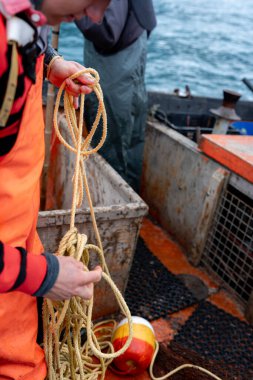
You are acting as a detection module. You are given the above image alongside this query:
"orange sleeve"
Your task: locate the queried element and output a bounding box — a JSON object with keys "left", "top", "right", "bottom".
{"left": 0, "top": 242, "right": 47, "bottom": 295}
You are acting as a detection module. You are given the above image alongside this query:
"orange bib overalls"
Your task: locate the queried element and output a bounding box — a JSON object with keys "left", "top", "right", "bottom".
{"left": 0, "top": 46, "right": 47, "bottom": 379}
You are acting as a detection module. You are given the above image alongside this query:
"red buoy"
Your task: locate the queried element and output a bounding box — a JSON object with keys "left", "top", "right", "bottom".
{"left": 111, "top": 316, "right": 156, "bottom": 375}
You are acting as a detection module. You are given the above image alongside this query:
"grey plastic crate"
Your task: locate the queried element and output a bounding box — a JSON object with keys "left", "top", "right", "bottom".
{"left": 38, "top": 120, "right": 148, "bottom": 319}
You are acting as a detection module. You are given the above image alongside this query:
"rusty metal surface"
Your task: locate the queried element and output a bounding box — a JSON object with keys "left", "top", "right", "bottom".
{"left": 38, "top": 212, "right": 145, "bottom": 319}
{"left": 141, "top": 121, "right": 228, "bottom": 260}
{"left": 191, "top": 168, "right": 229, "bottom": 264}
{"left": 230, "top": 173, "right": 253, "bottom": 199}
{"left": 37, "top": 117, "right": 148, "bottom": 319}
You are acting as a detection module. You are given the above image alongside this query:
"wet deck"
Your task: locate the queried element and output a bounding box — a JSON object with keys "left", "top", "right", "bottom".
{"left": 105, "top": 216, "right": 246, "bottom": 380}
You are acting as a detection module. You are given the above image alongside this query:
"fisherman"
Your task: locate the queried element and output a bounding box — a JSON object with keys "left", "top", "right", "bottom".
{"left": 76, "top": 0, "right": 156, "bottom": 192}
{"left": 0, "top": 0, "right": 110, "bottom": 378}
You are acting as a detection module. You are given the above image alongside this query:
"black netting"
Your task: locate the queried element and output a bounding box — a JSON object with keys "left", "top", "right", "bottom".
{"left": 125, "top": 238, "right": 198, "bottom": 321}
{"left": 172, "top": 301, "right": 253, "bottom": 379}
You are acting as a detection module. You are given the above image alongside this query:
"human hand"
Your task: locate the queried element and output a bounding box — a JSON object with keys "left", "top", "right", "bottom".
{"left": 47, "top": 58, "right": 95, "bottom": 108}
{"left": 44, "top": 256, "right": 102, "bottom": 300}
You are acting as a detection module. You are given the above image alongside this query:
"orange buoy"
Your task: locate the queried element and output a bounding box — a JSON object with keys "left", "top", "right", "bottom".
{"left": 111, "top": 316, "right": 156, "bottom": 375}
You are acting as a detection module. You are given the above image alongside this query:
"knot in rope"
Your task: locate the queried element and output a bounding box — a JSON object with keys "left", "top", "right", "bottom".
{"left": 57, "top": 227, "right": 89, "bottom": 265}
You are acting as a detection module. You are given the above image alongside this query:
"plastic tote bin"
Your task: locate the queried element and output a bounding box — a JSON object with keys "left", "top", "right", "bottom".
{"left": 37, "top": 119, "right": 148, "bottom": 319}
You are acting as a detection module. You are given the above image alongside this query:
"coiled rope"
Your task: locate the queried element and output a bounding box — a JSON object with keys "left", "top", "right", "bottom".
{"left": 43, "top": 68, "right": 133, "bottom": 380}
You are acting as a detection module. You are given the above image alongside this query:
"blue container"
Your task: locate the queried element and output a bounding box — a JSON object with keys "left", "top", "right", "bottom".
{"left": 231, "top": 121, "right": 253, "bottom": 135}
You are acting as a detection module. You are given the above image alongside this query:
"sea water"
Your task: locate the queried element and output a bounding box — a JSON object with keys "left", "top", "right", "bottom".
{"left": 58, "top": 0, "right": 253, "bottom": 100}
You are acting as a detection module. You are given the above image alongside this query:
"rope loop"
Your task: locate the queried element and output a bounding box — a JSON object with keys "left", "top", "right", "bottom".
{"left": 54, "top": 68, "right": 107, "bottom": 159}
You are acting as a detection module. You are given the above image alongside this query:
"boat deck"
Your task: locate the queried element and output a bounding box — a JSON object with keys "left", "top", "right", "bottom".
{"left": 105, "top": 217, "right": 247, "bottom": 380}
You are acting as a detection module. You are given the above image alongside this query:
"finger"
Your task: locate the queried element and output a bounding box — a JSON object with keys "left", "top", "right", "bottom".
{"left": 76, "top": 74, "right": 95, "bottom": 86}
{"left": 80, "top": 85, "right": 93, "bottom": 94}
{"left": 73, "top": 97, "right": 79, "bottom": 109}
{"left": 65, "top": 79, "right": 93, "bottom": 96}
{"left": 92, "top": 266, "right": 103, "bottom": 282}
{"left": 80, "top": 268, "right": 102, "bottom": 286}
{"left": 76, "top": 283, "right": 94, "bottom": 300}
{"left": 65, "top": 78, "right": 80, "bottom": 97}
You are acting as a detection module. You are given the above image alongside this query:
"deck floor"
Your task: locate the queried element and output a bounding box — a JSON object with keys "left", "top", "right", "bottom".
{"left": 105, "top": 217, "right": 246, "bottom": 380}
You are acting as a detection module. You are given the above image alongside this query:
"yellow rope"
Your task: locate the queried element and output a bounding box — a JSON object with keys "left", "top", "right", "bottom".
{"left": 43, "top": 68, "right": 133, "bottom": 380}
{"left": 149, "top": 341, "right": 223, "bottom": 380}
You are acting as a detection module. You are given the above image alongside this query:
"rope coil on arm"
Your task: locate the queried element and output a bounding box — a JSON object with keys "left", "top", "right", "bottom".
{"left": 43, "top": 68, "right": 133, "bottom": 380}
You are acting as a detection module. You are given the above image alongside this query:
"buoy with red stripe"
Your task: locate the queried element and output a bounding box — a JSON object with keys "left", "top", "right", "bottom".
{"left": 111, "top": 316, "right": 156, "bottom": 375}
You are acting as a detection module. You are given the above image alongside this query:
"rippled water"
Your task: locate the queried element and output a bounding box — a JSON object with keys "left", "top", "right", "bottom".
{"left": 58, "top": 0, "right": 253, "bottom": 99}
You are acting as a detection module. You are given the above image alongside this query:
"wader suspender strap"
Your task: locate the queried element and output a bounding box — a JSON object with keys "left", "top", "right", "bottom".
{"left": 0, "top": 41, "right": 18, "bottom": 128}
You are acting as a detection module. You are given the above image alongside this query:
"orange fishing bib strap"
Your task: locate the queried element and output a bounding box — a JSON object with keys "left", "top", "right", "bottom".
{"left": 0, "top": 42, "right": 18, "bottom": 128}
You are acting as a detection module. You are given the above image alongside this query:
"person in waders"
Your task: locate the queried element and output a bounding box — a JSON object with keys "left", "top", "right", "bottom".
{"left": 0, "top": 0, "right": 110, "bottom": 379}
{"left": 76, "top": 0, "right": 156, "bottom": 192}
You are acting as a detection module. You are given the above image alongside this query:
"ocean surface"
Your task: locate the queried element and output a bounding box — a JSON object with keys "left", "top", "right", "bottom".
{"left": 58, "top": 0, "right": 253, "bottom": 100}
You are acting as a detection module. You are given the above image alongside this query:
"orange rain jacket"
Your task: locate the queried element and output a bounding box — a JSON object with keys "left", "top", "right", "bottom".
{"left": 0, "top": 16, "right": 47, "bottom": 380}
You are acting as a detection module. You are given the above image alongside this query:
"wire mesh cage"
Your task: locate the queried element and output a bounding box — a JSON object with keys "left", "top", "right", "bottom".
{"left": 201, "top": 180, "right": 253, "bottom": 306}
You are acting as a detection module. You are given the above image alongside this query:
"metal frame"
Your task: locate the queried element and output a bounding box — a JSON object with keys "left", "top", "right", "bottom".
{"left": 201, "top": 175, "right": 253, "bottom": 318}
